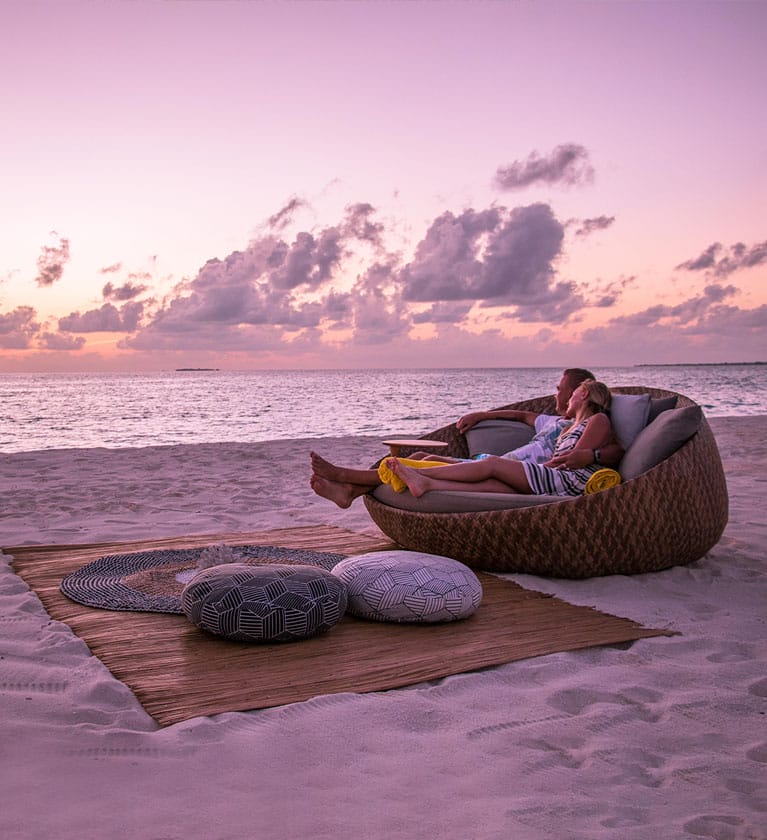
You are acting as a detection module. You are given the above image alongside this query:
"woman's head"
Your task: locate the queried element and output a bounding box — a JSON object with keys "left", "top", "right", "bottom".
{"left": 567, "top": 379, "right": 612, "bottom": 417}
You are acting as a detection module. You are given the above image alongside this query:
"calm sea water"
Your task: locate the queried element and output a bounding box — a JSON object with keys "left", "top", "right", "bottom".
{"left": 1, "top": 365, "right": 765, "bottom": 453}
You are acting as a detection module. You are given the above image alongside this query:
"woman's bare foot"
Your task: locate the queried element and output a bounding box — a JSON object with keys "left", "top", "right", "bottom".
{"left": 310, "top": 474, "right": 365, "bottom": 509}
{"left": 387, "top": 458, "right": 434, "bottom": 498}
{"left": 310, "top": 451, "right": 345, "bottom": 482}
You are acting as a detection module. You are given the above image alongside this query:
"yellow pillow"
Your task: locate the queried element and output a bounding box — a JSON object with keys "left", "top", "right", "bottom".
{"left": 584, "top": 468, "right": 621, "bottom": 495}
{"left": 377, "top": 458, "right": 445, "bottom": 493}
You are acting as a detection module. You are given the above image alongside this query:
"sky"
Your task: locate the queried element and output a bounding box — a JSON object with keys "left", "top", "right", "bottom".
{"left": 1, "top": 0, "right": 765, "bottom": 372}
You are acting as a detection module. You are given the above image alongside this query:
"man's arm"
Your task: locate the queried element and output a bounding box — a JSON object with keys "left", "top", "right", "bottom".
{"left": 456, "top": 409, "right": 539, "bottom": 435}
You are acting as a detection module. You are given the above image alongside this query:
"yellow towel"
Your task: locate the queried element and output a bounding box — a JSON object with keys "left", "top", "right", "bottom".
{"left": 378, "top": 458, "right": 445, "bottom": 493}
{"left": 584, "top": 468, "right": 622, "bottom": 495}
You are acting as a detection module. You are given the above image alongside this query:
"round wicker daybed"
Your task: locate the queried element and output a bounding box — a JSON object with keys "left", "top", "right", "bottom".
{"left": 363, "top": 387, "right": 729, "bottom": 578}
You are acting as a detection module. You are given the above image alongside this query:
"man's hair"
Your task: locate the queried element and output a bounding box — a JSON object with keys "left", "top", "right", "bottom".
{"left": 563, "top": 367, "right": 596, "bottom": 385}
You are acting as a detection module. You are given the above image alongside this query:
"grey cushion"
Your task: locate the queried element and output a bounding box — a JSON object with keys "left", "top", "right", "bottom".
{"left": 619, "top": 405, "right": 703, "bottom": 481}
{"left": 610, "top": 393, "right": 651, "bottom": 449}
{"left": 181, "top": 563, "right": 348, "bottom": 642}
{"left": 371, "top": 484, "right": 567, "bottom": 512}
{"left": 331, "top": 550, "right": 483, "bottom": 623}
{"left": 465, "top": 420, "right": 534, "bottom": 457}
{"left": 648, "top": 395, "right": 677, "bottom": 422}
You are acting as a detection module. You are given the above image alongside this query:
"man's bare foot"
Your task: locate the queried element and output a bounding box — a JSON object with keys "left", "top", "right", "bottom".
{"left": 310, "top": 474, "right": 363, "bottom": 509}
{"left": 310, "top": 451, "right": 345, "bottom": 482}
{"left": 387, "top": 458, "right": 433, "bottom": 498}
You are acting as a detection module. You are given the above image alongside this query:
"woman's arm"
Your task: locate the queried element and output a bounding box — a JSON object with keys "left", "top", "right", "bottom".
{"left": 545, "top": 414, "right": 616, "bottom": 469}
{"left": 573, "top": 413, "right": 613, "bottom": 451}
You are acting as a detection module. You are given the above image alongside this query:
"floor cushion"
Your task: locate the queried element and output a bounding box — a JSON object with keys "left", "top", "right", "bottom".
{"left": 331, "top": 550, "right": 483, "bottom": 623}
{"left": 181, "top": 563, "right": 348, "bottom": 642}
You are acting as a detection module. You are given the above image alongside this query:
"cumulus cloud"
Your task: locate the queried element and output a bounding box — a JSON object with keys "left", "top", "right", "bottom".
{"left": 38, "top": 331, "right": 86, "bottom": 350}
{"left": 269, "top": 228, "right": 344, "bottom": 290}
{"left": 676, "top": 239, "right": 767, "bottom": 277}
{"left": 397, "top": 208, "right": 501, "bottom": 301}
{"left": 103, "top": 281, "right": 149, "bottom": 301}
{"left": 99, "top": 262, "right": 122, "bottom": 274}
{"left": 268, "top": 197, "right": 307, "bottom": 230}
{"left": 58, "top": 301, "right": 144, "bottom": 333}
{"left": 606, "top": 284, "right": 739, "bottom": 328}
{"left": 580, "top": 295, "right": 767, "bottom": 364}
{"left": 0, "top": 306, "right": 40, "bottom": 348}
{"left": 126, "top": 204, "right": 392, "bottom": 351}
{"left": 348, "top": 262, "right": 410, "bottom": 344}
{"left": 411, "top": 302, "right": 474, "bottom": 325}
{"left": 494, "top": 144, "right": 594, "bottom": 191}
{"left": 35, "top": 232, "right": 71, "bottom": 286}
{"left": 398, "top": 203, "right": 573, "bottom": 321}
{"left": 342, "top": 202, "right": 385, "bottom": 248}
{"left": 572, "top": 215, "right": 615, "bottom": 237}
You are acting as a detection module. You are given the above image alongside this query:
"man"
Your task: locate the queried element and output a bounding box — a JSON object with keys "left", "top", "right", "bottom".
{"left": 310, "top": 368, "right": 622, "bottom": 508}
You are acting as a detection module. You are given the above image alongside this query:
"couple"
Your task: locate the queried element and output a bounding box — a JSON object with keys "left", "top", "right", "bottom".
{"left": 310, "top": 368, "right": 623, "bottom": 508}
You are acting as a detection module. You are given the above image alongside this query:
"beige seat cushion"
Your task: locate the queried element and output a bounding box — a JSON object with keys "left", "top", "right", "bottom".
{"left": 371, "top": 484, "right": 567, "bottom": 513}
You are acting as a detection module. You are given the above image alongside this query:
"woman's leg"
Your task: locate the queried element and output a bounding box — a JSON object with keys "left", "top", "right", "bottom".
{"left": 388, "top": 456, "right": 532, "bottom": 498}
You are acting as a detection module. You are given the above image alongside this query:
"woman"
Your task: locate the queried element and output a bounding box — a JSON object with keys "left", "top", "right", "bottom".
{"left": 387, "top": 380, "right": 616, "bottom": 499}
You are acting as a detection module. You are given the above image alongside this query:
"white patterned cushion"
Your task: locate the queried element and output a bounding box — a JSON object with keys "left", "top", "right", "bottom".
{"left": 331, "top": 551, "right": 482, "bottom": 623}
{"left": 181, "top": 564, "right": 348, "bottom": 642}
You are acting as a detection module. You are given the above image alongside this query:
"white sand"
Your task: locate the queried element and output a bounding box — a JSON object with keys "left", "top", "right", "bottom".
{"left": 1, "top": 419, "right": 765, "bottom": 839}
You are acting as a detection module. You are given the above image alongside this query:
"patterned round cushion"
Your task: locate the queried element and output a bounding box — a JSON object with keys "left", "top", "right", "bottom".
{"left": 331, "top": 551, "right": 482, "bottom": 624}
{"left": 181, "top": 563, "right": 348, "bottom": 642}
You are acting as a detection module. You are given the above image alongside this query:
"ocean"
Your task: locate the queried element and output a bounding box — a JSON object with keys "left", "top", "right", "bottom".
{"left": 1, "top": 365, "right": 765, "bottom": 453}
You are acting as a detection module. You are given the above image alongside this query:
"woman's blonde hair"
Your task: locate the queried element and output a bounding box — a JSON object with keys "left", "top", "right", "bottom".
{"left": 580, "top": 379, "right": 612, "bottom": 414}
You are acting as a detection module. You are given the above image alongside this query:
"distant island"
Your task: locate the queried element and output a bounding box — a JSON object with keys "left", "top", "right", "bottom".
{"left": 175, "top": 368, "right": 220, "bottom": 371}
{"left": 636, "top": 362, "right": 765, "bottom": 367}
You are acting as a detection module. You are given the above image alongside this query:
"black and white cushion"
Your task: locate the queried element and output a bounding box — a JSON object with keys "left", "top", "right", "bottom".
{"left": 181, "top": 563, "right": 348, "bottom": 642}
{"left": 331, "top": 551, "right": 482, "bottom": 623}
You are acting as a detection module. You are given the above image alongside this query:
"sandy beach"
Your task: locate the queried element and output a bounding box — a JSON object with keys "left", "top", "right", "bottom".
{"left": 1, "top": 417, "right": 765, "bottom": 839}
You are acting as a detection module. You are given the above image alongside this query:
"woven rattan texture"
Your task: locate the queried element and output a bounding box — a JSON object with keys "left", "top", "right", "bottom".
{"left": 363, "top": 388, "right": 729, "bottom": 577}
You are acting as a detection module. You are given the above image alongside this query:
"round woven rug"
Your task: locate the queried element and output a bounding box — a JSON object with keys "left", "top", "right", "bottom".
{"left": 60, "top": 545, "right": 347, "bottom": 613}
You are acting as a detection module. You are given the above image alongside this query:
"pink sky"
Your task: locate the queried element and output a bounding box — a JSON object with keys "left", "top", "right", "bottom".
{"left": 1, "top": 0, "right": 765, "bottom": 371}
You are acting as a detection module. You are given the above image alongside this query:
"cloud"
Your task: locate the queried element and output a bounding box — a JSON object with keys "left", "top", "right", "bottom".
{"left": 399, "top": 203, "right": 571, "bottom": 321}
{"left": 572, "top": 215, "right": 615, "bottom": 237}
{"left": 126, "top": 204, "right": 391, "bottom": 351}
{"left": 494, "top": 144, "right": 594, "bottom": 191}
{"left": 58, "top": 301, "right": 144, "bottom": 333}
{"left": 342, "top": 202, "right": 385, "bottom": 248}
{"left": 268, "top": 197, "right": 308, "bottom": 231}
{"left": 0, "top": 306, "right": 40, "bottom": 348}
{"left": 348, "top": 261, "right": 411, "bottom": 344}
{"left": 269, "top": 228, "right": 344, "bottom": 290}
{"left": 676, "top": 239, "right": 767, "bottom": 277}
{"left": 604, "top": 284, "right": 739, "bottom": 328}
{"left": 35, "top": 232, "right": 71, "bottom": 287}
{"left": 397, "top": 208, "right": 500, "bottom": 301}
{"left": 38, "top": 331, "right": 86, "bottom": 351}
{"left": 99, "top": 262, "right": 122, "bottom": 274}
{"left": 103, "top": 281, "right": 149, "bottom": 301}
{"left": 411, "top": 301, "right": 474, "bottom": 325}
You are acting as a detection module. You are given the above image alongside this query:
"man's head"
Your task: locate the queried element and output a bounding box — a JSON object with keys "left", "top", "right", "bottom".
{"left": 555, "top": 367, "right": 596, "bottom": 414}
